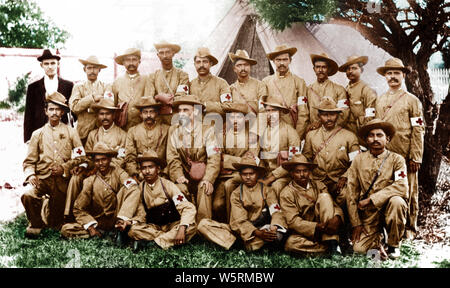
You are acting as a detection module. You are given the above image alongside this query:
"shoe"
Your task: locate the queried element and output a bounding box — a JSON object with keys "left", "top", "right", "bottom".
{"left": 132, "top": 240, "right": 146, "bottom": 253}
{"left": 328, "top": 240, "right": 342, "bottom": 255}
{"left": 25, "top": 226, "right": 42, "bottom": 239}
{"left": 387, "top": 246, "right": 401, "bottom": 259}
{"left": 404, "top": 230, "right": 416, "bottom": 240}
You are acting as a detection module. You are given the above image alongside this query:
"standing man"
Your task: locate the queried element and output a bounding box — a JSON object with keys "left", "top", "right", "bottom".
{"left": 69, "top": 55, "right": 109, "bottom": 144}
{"left": 338, "top": 55, "right": 377, "bottom": 144}
{"left": 375, "top": 58, "right": 424, "bottom": 239}
{"left": 22, "top": 92, "right": 85, "bottom": 237}
{"left": 346, "top": 119, "right": 408, "bottom": 259}
{"left": 262, "top": 45, "right": 309, "bottom": 139}
{"left": 24, "top": 49, "right": 74, "bottom": 143}
{"left": 112, "top": 48, "right": 146, "bottom": 130}
{"left": 144, "top": 41, "right": 189, "bottom": 125}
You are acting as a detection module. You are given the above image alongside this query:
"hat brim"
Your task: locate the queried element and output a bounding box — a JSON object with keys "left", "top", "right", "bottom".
{"left": 155, "top": 44, "right": 181, "bottom": 54}
{"left": 86, "top": 150, "right": 118, "bottom": 157}
{"left": 261, "top": 102, "right": 290, "bottom": 113}
{"left": 135, "top": 103, "right": 163, "bottom": 109}
{"left": 376, "top": 66, "right": 410, "bottom": 76}
{"left": 314, "top": 107, "right": 343, "bottom": 113}
{"left": 79, "top": 59, "right": 107, "bottom": 69}
{"left": 136, "top": 156, "right": 167, "bottom": 168}
{"left": 232, "top": 163, "right": 266, "bottom": 173}
{"left": 358, "top": 121, "right": 396, "bottom": 139}
{"left": 267, "top": 48, "right": 297, "bottom": 60}
{"left": 47, "top": 99, "right": 69, "bottom": 109}
{"left": 310, "top": 54, "right": 339, "bottom": 76}
{"left": 281, "top": 161, "right": 317, "bottom": 171}
{"left": 338, "top": 56, "right": 368, "bottom": 72}
{"left": 229, "top": 53, "right": 257, "bottom": 66}
{"left": 37, "top": 55, "right": 61, "bottom": 62}
{"left": 173, "top": 100, "right": 205, "bottom": 108}
{"left": 115, "top": 51, "right": 141, "bottom": 66}
{"left": 91, "top": 104, "right": 120, "bottom": 111}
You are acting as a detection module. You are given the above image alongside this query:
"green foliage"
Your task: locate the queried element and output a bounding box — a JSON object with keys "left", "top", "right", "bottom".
{"left": 0, "top": 0, "right": 70, "bottom": 48}
{"left": 0, "top": 101, "right": 11, "bottom": 109}
{"left": 434, "top": 259, "right": 450, "bottom": 268}
{"left": 173, "top": 58, "right": 187, "bottom": 69}
{"left": 1, "top": 73, "right": 29, "bottom": 112}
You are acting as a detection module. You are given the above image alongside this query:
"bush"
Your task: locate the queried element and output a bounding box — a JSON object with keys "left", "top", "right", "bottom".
{"left": 0, "top": 72, "right": 30, "bottom": 112}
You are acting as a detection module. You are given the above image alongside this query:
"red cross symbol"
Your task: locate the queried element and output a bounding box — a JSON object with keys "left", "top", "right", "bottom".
{"left": 274, "top": 204, "right": 280, "bottom": 210}
{"left": 225, "top": 94, "right": 231, "bottom": 101}
{"left": 213, "top": 147, "right": 220, "bottom": 153}
{"left": 126, "top": 180, "right": 132, "bottom": 185}
{"left": 183, "top": 86, "right": 188, "bottom": 92}
{"left": 290, "top": 147, "right": 298, "bottom": 154}
{"left": 416, "top": 118, "right": 423, "bottom": 126}
{"left": 177, "top": 195, "right": 184, "bottom": 202}
{"left": 344, "top": 99, "right": 349, "bottom": 106}
{"left": 398, "top": 171, "right": 406, "bottom": 178}
{"left": 302, "top": 97, "right": 308, "bottom": 103}
{"left": 76, "top": 148, "right": 82, "bottom": 155}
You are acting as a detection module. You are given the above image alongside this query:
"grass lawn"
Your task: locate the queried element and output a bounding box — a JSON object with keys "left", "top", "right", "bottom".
{"left": 0, "top": 214, "right": 422, "bottom": 268}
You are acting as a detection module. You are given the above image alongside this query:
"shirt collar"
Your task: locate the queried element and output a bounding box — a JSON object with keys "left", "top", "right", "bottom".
{"left": 127, "top": 72, "right": 140, "bottom": 79}
{"left": 276, "top": 70, "right": 291, "bottom": 79}
{"left": 102, "top": 123, "right": 115, "bottom": 132}
{"left": 292, "top": 180, "right": 310, "bottom": 191}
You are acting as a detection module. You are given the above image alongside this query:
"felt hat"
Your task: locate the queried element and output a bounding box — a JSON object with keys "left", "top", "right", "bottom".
{"left": 136, "top": 149, "right": 166, "bottom": 168}
{"left": 45, "top": 92, "right": 68, "bottom": 108}
{"left": 194, "top": 47, "right": 218, "bottom": 66}
{"left": 232, "top": 155, "right": 266, "bottom": 173}
{"left": 79, "top": 55, "right": 107, "bottom": 69}
{"left": 313, "top": 96, "right": 343, "bottom": 113}
{"left": 86, "top": 142, "right": 118, "bottom": 157}
{"left": 376, "top": 58, "right": 410, "bottom": 75}
{"left": 310, "top": 53, "right": 339, "bottom": 76}
{"left": 135, "top": 96, "right": 163, "bottom": 109}
{"left": 115, "top": 48, "right": 141, "bottom": 65}
{"left": 228, "top": 49, "right": 257, "bottom": 65}
{"left": 266, "top": 45, "right": 297, "bottom": 60}
{"left": 338, "top": 55, "right": 368, "bottom": 72}
{"left": 261, "top": 98, "right": 290, "bottom": 113}
{"left": 37, "top": 49, "right": 60, "bottom": 62}
{"left": 173, "top": 95, "right": 205, "bottom": 108}
{"left": 91, "top": 98, "right": 119, "bottom": 111}
{"left": 154, "top": 41, "right": 181, "bottom": 54}
{"left": 358, "top": 118, "right": 396, "bottom": 139}
{"left": 281, "top": 154, "right": 317, "bottom": 171}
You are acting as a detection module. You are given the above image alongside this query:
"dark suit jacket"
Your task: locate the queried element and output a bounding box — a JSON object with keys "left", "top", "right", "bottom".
{"left": 23, "top": 77, "right": 74, "bottom": 143}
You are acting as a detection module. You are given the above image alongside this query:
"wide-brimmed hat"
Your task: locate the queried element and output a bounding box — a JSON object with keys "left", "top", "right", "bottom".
{"left": 338, "top": 55, "right": 368, "bottom": 72}
{"left": 358, "top": 118, "right": 396, "bottom": 139}
{"left": 86, "top": 142, "right": 118, "bottom": 157}
{"left": 91, "top": 98, "right": 119, "bottom": 111}
{"left": 115, "top": 48, "right": 141, "bottom": 65}
{"left": 266, "top": 45, "right": 297, "bottom": 60}
{"left": 223, "top": 102, "right": 249, "bottom": 114}
{"left": 45, "top": 92, "right": 68, "bottom": 108}
{"left": 261, "top": 98, "right": 290, "bottom": 113}
{"left": 281, "top": 154, "right": 317, "bottom": 171}
{"left": 228, "top": 49, "right": 257, "bottom": 65}
{"left": 136, "top": 149, "right": 166, "bottom": 168}
{"left": 376, "top": 58, "right": 410, "bottom": 75}
{"left": 194, "top": 47, "right": 218, "bottom": 66}
{"left": 135, "top": 96, "right": 163, "bottom": 109}
{"left": 313, "top": 96, "right": 343, "bottom": 113}
{"left": 154, "top": 41, "right": 181, "bottom": 54}
{"left": 79, "top": 55, "right": 107, "bottom": 69}
{"left": 37, "top": 49, "right": 60, "bottom": 62}
{"left": 173, "top": 95, "right": 205, "bottom": 108}
{"left": 310, "top": 53, "right": 339, "bottom": 76}
{"left": 232, "top": 156, "right": 266, "bottom": 173}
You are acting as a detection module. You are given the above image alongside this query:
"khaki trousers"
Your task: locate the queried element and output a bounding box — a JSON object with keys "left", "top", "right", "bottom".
{"left": 197, "top": 219, "right": 236, "bottom": 250}
{"left": 407, "top": 171, "right": 418, "bottom": 233}
{"left": 177, "top": 179, "right": 213, "bottom": 223}
{"left": 64, "top": 174, "right": 85, "bottom": 218}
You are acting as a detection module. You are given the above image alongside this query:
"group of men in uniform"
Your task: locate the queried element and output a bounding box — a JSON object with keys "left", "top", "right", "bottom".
{"left": 21, "top": 41, "right": 424, "bottom": 259}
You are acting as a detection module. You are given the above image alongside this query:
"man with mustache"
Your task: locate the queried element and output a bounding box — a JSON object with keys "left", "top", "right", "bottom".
{"left": 346, "top": 119, "right": 408, "bottom": 259}
{"left": 338, "top": 56, "right": 377, "bottom": 145}
{"left": 280, "top": 154, "right": 344, "bottom": 255}
{"left": 69, "top": 55, "right": 110, "bottom": 144}
{"left": 375, "top": 58, "right": 424, "bottom": 240}
{"left": 302, "top": 97, "right": 360, "bottom": 207}
{"left": 22, "top": 92, "right": 85, "bottom": 238}
{"left": 144, "top": 41, "right": 190, "bottom": 125}
{"left": 60, "top": 142, "right": 140, "bottom": 240}
{"left": 307, "top": 53, "right": 349, "bottom": 132}
{"left": 124, "top": 97, "right": 169, "bottom": 182}
{"left": 190, "top": 47, "right": 231, "bottom": 115}
{"left": 112, "top": 48, "right": 146, "bottom": 130}
{"left": 24, "top": 49, "right": 74, "bottom": 143}
{"left": 262, "top": 45, "right": 309, "bottom": 139}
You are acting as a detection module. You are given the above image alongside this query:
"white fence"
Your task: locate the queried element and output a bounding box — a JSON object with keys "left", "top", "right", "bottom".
{"left": 429, "top": 68, "right": 449, "bottom": 104}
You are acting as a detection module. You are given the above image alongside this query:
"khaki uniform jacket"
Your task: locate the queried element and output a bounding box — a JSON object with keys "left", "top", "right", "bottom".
{"left": 86, "top": 124, "right": 127, "bottom": 168}
{"left": 260, "top": 120, "right": 300, "bottom": 179}
{"left": 24, "top": 123, "right": 85, "bottom": 181}
{"left": 262, "top": 71, "right": 309, "bottom": 139}
{"left": 125, "top": 122, "right": 170, "bottom": 177}
{"left": 134, "top": 177, "right": 196, "bottom": 227}
{"left": 230, "top": 183, "right": 285, "bottom": 242}
{"left": 308, "top": 79, "right": 349, "bottom": 127}
{"left": 375, "top": 88, "right": 424, "bottom": 163}
{"left": 69, "top": 80, "right": 110, "bottom": 140}
{"left": 144, "top": 67, "right": 189, "bottom": 97}
{"left": 346, "top": 150, "right": 408, "bottom": 232}
{"left": 280, "top": 180, "right": 343, "bottom": 239}
{"left": 74, "top": 166, "right": 140, "bottom": 228}
{"left": 222, "top": 127, "right": 260, "bottom": 171}
{"left": 190, "top": 74, "right": 231, "bottom": 114}
{"left": 112, "top": 73, "right": 146, "bottom": 130}
{"left": 303, "top": 126, "right": 360, "bottom": 182}
{"left": 230, "top": 77, "right": 267, "bottom": 114}
{"left": 166, "top": 123, "right": 220, "bottom": 184}
{"left": 345, "top": 80, "right": 377, "bottom": 135}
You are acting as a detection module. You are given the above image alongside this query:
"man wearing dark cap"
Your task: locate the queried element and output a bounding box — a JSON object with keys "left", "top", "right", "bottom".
{"left": 24, "top": 49, "right": 74, "bottom": 143}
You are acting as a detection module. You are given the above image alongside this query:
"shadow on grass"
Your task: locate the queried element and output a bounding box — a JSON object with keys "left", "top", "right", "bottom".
{"left": 0, "top": 214, "right": 420, "bottom": 268}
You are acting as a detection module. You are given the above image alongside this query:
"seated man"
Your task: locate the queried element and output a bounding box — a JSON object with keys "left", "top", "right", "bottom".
{"left": 280, "top": 154, "right": 344, "bottom": 255}
{"left": 128, "top": 150, "right": 197, "bottom": 250}
{"left": 61, "top": 142, "right": 140, "bottom": 239}
{"left": 346, "top": 119, "right": 408, "bottom": 259}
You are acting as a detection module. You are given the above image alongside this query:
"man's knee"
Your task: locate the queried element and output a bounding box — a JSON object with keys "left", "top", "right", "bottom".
{"left": 387, "top": 196, "right": 407, "bottom": 213}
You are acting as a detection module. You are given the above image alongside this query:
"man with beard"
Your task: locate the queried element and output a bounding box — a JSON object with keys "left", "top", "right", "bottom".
{"left": 125, "top": 97, "right": 169, "bottom": 181}
{"left": 112, "top": 48, "right": 146, "bottom": 130}
{"left": 338, "top": 56, "right": 377, "bottom": 144}
{"left": 375, "top": 58, "right": 424, "bottom": 240}
{"left": 166, "top": 95, "right": 221, "bottom": 222}
{"left": 22, "top": 92, "right": 85, "bottom": 237}
{"left": 280, "top": 154, "right": 344, "bottom": 255}
{"left": 346, "top": 119, "right": 408, "bottom": 259}
{"left": 144, "top": 41, "right": 189, "bottom": 125}
{"left": 69, "top": 55, "right": 110, "bottom": 144}
{"left": 190, "top": 47, "right": 231, "bottom": 115}
{"left": 262, "top": 45, "right": 309, "bottom": 139}
{"left": 61, "top": 142, "right": 140, "bottom": 239}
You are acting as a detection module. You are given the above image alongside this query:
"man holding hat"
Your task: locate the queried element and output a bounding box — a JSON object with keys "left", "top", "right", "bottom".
{"left": 24, "top": 49, "right": 74, "bottom": 143}
{"left": 229, "top": 49, "right": 267, "bottom": 114}
{"left": 128, "top": 150, "right": 197, "bottom": 250}
{"left": 302, "top": 97, "right": 360, "bottom": 207}
{"left": 22, "top": 92, "right": 85, "bottom": 237}
{"left": 346, "top": 119, "right": 408, "bottom": 259}
{"left": 308, "top": 53, "right": 349, "bottom": 131}
{"left": 125, "top": 97, "right": 170, "bottom": 181}
{"left": 61, "top": 142, "right": 140, "bottom": 239}
{"left": 375, "top": 58, "right": 424, "bottom": 239}
{"left": 190, "top": 47, "right": 231, "bottom": 115}
{"left": 338, "top": 55, "right": 377, "bottom": 143}
{"left": 280, "top": 154, "right": 344, "bottom": 255}
{"left": 144, "top": 41, "right": 189, "bottom": 125}
{"left": 112, "top": 48, "right": 146, "bottom": 130}
{"left": 262, "top": 45, "right": 309, "bottom": 139}
{"left": 69, "top": 55, "right": 110, "bottom": 144}
{"left": 166, "top": 95, "right": 221, "bottom": 222}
